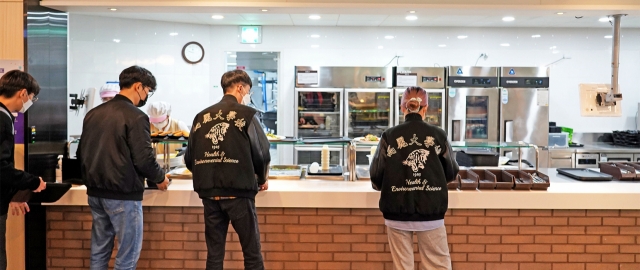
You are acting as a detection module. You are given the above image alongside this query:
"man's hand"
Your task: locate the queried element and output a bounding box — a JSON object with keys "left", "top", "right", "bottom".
{"left": 10, "top": 202, "right": 30, "bottom": 216}
{"left": 34, "top": 178, "right": 46, "bottom": 193}
{"left": 259, "top": 181, "right": 268, "bottom": 192}
{"left": 156, "top": 177, "right": 170, "bottom": 191}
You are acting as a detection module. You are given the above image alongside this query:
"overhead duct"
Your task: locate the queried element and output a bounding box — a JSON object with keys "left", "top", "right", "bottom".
{"left": 597, "top": 14, "right": 626, "bottom": 107}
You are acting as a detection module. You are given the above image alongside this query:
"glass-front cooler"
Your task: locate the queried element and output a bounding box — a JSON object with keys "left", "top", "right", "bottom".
{"left": 294, "top": 88, "right": 343, "bottom": 138}
{"left": 344, "top": 89, "right": 392, "bottom": 138}
{"left": 394, "top": 89, "right": 444, "bottom": 128}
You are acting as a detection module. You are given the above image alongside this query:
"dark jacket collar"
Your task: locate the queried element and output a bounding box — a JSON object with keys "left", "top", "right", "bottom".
{"left": 0, "top": 102, "right": 15, "bottom": 121}
{"left": 222, "top": 94, "right": 239, "bottom": 103}
{"left": 112, "top": 94, "right": 134, "bottom": 105}
{"left": 404, "top": 113, "right": 423, "bottom": 122}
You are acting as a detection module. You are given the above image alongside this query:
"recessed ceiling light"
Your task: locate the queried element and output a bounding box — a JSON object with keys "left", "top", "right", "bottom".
{"left": 378, "top": 46, "right": 384, "bottom": 49}
{"left": 311, "top": 45, "right": 319, "bottom": 48}
{"left": 113, "top": 39, "right": 120, "bottom": 43}
{"left": 109, "top": 8, "right": 117, "bottom": 11}
{"left": 438, "top": 44, "right": 447, "bottom": 47}
{"left": 500, "top": 43, "right": 510, "bottom": 47}
{"left": 405, "top": 15, "right": 418, "bottom": 21}
{"left": 309, "top": 15, "right": 321, "bottom": 20}
{"left": 169, "top": 32, "right": 178, "bottom": 36}
{"left": 502, "top": 16, "right": 515, "bottom": 22}
{"left": 310, "top": 34, "right": 320, "bottom": 38}
{"left": 211, "top": 15, "right": 224, "bottom": 20}
{"left": 261, "top": 9, "right": 269, "bottom": 12}
{"left": 532, "top": 34, "right": 541, "bottom": 38}
{"left": 409, "top": 11, "right": 416, "bottom": 14}
{"left": 230, "top": 55, "right": 237, "bottom": 58}
{"left": 552, "top": 50, "right": 560, "bottom": 54}
{"left": 384, "top": 35, "right": 394, "bottom": 39}
{"left": 604, "top": 35, "right": 612, "bottom": 39}
{"left": 549, "top": 46, "right": 557, "bottom": 49}
{"left": 556, "top": 12, "right": 564, "bottom": 15}
{"left": 599, "top": 17, "right": 609, "bottom": 22}
{"left": 457, "top": 35, "right": 468, "bottom": 39}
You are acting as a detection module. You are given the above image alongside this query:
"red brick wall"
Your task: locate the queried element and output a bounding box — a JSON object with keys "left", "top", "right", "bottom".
{"left": 46, "top": 207, "right": 640, "bottom": 270}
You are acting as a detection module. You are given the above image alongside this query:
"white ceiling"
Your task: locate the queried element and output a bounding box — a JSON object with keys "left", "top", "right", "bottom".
{"left": 48, "top": 5, "right": 640, "bottom": 28}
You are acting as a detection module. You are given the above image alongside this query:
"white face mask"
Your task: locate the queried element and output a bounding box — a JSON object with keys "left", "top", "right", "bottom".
{"left": 242, "top": 92, "right": 252, "bottom": 105}
{"left": 152, "top": 119, "right": 169, "bottom": 130}
{"left": 20, "top": 96, "right": 33, "bottom": 113}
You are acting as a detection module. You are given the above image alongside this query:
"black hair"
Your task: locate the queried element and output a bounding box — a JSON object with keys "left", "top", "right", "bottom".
{"left": 119, "top": 65, "right": 157, "bottom": 91}
{"left": 221, "top": 70, "right": 252, "bottom": 93}
{"left": 0, "top": 70, "right": 41, "bottom": 98}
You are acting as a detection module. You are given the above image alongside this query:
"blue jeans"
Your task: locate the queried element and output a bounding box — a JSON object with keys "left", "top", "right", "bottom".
{"left": 88, "top": 196, "right": 143, "bottom": 270}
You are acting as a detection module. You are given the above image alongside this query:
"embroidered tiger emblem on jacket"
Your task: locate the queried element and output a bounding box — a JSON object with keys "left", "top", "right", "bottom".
{"left": 205, "top": 122, "right": 230, "bottom": 145}
{"left": 402, "top": 149, "right": 430, "bottom": 172}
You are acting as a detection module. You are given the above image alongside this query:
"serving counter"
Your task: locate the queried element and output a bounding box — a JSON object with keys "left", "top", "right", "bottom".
{"left": 46, "top": 168, "right": 640, "bottom": 270}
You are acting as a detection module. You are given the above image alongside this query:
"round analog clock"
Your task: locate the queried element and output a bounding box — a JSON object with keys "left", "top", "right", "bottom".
{"left": 182, "top": 41, "right": 205, "bottom": 64}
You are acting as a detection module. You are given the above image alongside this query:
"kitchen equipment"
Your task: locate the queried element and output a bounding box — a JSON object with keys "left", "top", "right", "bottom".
{"left": 575, "top": 153, "right": 599, "bottom": 168}
{"left": 556, "top": 168, "right": 613, "bottom": 181}
{"left": 635, "top": 154, "right": 640, "bottom": 162}
{"left": 447, "top": 66, "right": 500, "bottom": 142}
{"left": 307, "top": 164, "right": 343, "bottom": 176}
{"left": 499, "top": 67, "right": 550, "bottom": 165}
{"left": 600, "top": 153, "right": 634, "bottom": 162}
{"left": 549, "top": 149, "right": 573, "bottom": 168}
{"left": 598, "top": 162, "right": 636, "bottom": 180}
{"left": 454, "top": 148, "right": 499, "bottom": 167}
{"left": 392, "top": 67, "right": 446, "bottom": 128}
{"left": 548, "top": 133, "right": 569, "bottom": 148}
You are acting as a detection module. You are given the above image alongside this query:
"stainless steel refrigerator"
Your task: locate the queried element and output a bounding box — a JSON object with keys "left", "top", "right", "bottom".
{"left": 446, "top": 66, "right": 500, "bottom": 143}
{"left": 499, "top": 67, "right": 550, "bottom": 164}
{"left": 392, "top": 67, "right": 446, "bottom": 129}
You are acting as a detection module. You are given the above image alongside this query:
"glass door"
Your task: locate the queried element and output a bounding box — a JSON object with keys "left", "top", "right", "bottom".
{"left": 395, "top": 89, "right": 444, "bottom": 128}
{"left": 345, "top": 89, "right": 392, "bottom": 138}
{"left": 465, "top": 96, "right": 489, "bottom": 139}
{"left": 295, "top": 89, "right": 342, "bottom": 138}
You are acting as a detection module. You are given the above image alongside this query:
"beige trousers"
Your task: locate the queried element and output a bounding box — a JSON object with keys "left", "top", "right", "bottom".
{"left": 387, "top": 226, "right": 452, "bottom": 270}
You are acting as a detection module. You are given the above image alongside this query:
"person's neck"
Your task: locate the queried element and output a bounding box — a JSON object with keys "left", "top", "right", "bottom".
{"left": 224, "top": 93, "right": 242, "bottom": 103}
{"left": 119, "top": 89, "right": 140, "bottom": 105}
{"left": 0, "top": 97, "right": 19, "bottom": 112}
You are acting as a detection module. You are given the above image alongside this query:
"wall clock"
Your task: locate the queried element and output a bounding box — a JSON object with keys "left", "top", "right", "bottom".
{"left": 182, "top": 41, "right": 204, "bottom": 64}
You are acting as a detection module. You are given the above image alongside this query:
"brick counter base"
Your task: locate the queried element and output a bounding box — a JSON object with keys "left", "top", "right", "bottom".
{"left": 46, "top": 207, "right": 640, "bottom": 270}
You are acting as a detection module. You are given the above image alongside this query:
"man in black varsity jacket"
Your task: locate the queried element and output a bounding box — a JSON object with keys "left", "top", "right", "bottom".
{"left": 370, "top": 86, "right": 459, "bottom": 270}
{"left": 185, "top": 70, "right": 271, "bottom": 270}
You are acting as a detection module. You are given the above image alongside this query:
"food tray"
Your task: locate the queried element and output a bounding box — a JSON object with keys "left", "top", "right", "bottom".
{"left": 353, "top": 137, "right": 380, "bottom": 145}
{"left": 168, "top": 168, "right": 192, "bottom": 179}
{"left": 598, "top": 163, "right": 636, "bottom": 180}
{"left": 521, "top": 170, "right": 551, "bottom": 190}
{"left": 355, "top": 166, "right": 371, "bottom": 180}
{"left": 269, "top": 165, "right": 303, "bottom": 180}
{"left": 556, "top": 168, "right": 613, "bottom": 181}
{"left": 490, "top": 170, "right": 514, "bottom": 190}
{"left": 470, "top": 170, "right": 496, "bottom": 190}
{"left": 307, "top": 165, "right": 343, "bottom": 176}
{"left": 458, "top": 170, "right": 477, "bottom": 190}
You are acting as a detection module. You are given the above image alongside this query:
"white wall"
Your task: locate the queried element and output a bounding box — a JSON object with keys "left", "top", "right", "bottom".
{"left": 69, "top": 15, "right": 640, "bottom": 140}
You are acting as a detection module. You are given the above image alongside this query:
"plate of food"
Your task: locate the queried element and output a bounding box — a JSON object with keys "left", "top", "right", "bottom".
{"left": 266, "top": 133, "right": 286, "bottom": 141}
{"left": 354, "top": 134, "right": 381, "bottom": 144}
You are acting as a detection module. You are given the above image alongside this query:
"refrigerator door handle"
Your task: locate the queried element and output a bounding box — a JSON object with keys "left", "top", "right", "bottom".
{"left": 452, "top": 120, "right": 461, "bottom": 141}
{"left": 504, "top": 120, "right": 514, "bottom": 143}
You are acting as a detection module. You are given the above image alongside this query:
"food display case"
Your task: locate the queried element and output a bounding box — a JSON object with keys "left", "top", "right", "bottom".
{"left": 295, "top": 88, "right": 343, "bottom": 138}
{"left": 392, "top": 67, "right": 446, "bottom": 129}
{"left": 345, "top": 88, "right": 392, "bottom": 138}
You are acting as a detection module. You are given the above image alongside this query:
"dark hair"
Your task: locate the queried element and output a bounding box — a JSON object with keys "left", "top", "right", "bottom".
{"left": 119, "top": 66, "right": 157, "bottom": 91}
{"left": 221, "top": 70, "right": 252, "bottom": 93}
{"left": 0, "top": 70, "right": 41, "bottom": 98}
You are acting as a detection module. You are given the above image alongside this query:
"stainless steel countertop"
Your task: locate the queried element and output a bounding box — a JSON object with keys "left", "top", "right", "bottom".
{"left": 549, "top": 143, "right": 640, "bottom": 154}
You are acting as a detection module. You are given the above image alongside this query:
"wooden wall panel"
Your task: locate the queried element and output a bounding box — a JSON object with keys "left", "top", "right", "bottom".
{"left": 0, "top": 1, "right": 24, "bottom": 60}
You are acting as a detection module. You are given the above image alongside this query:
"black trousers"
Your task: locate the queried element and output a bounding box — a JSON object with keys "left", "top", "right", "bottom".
{"left": 0, "top": 214, "right": 6, "bottom": 270}
{"left": 203, "top": 198, "right": 264, "bottom": 270}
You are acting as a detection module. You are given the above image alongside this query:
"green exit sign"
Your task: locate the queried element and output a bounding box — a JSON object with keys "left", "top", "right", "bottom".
{"left": 239, "top": 26, "right": 262, "bottom": 44}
